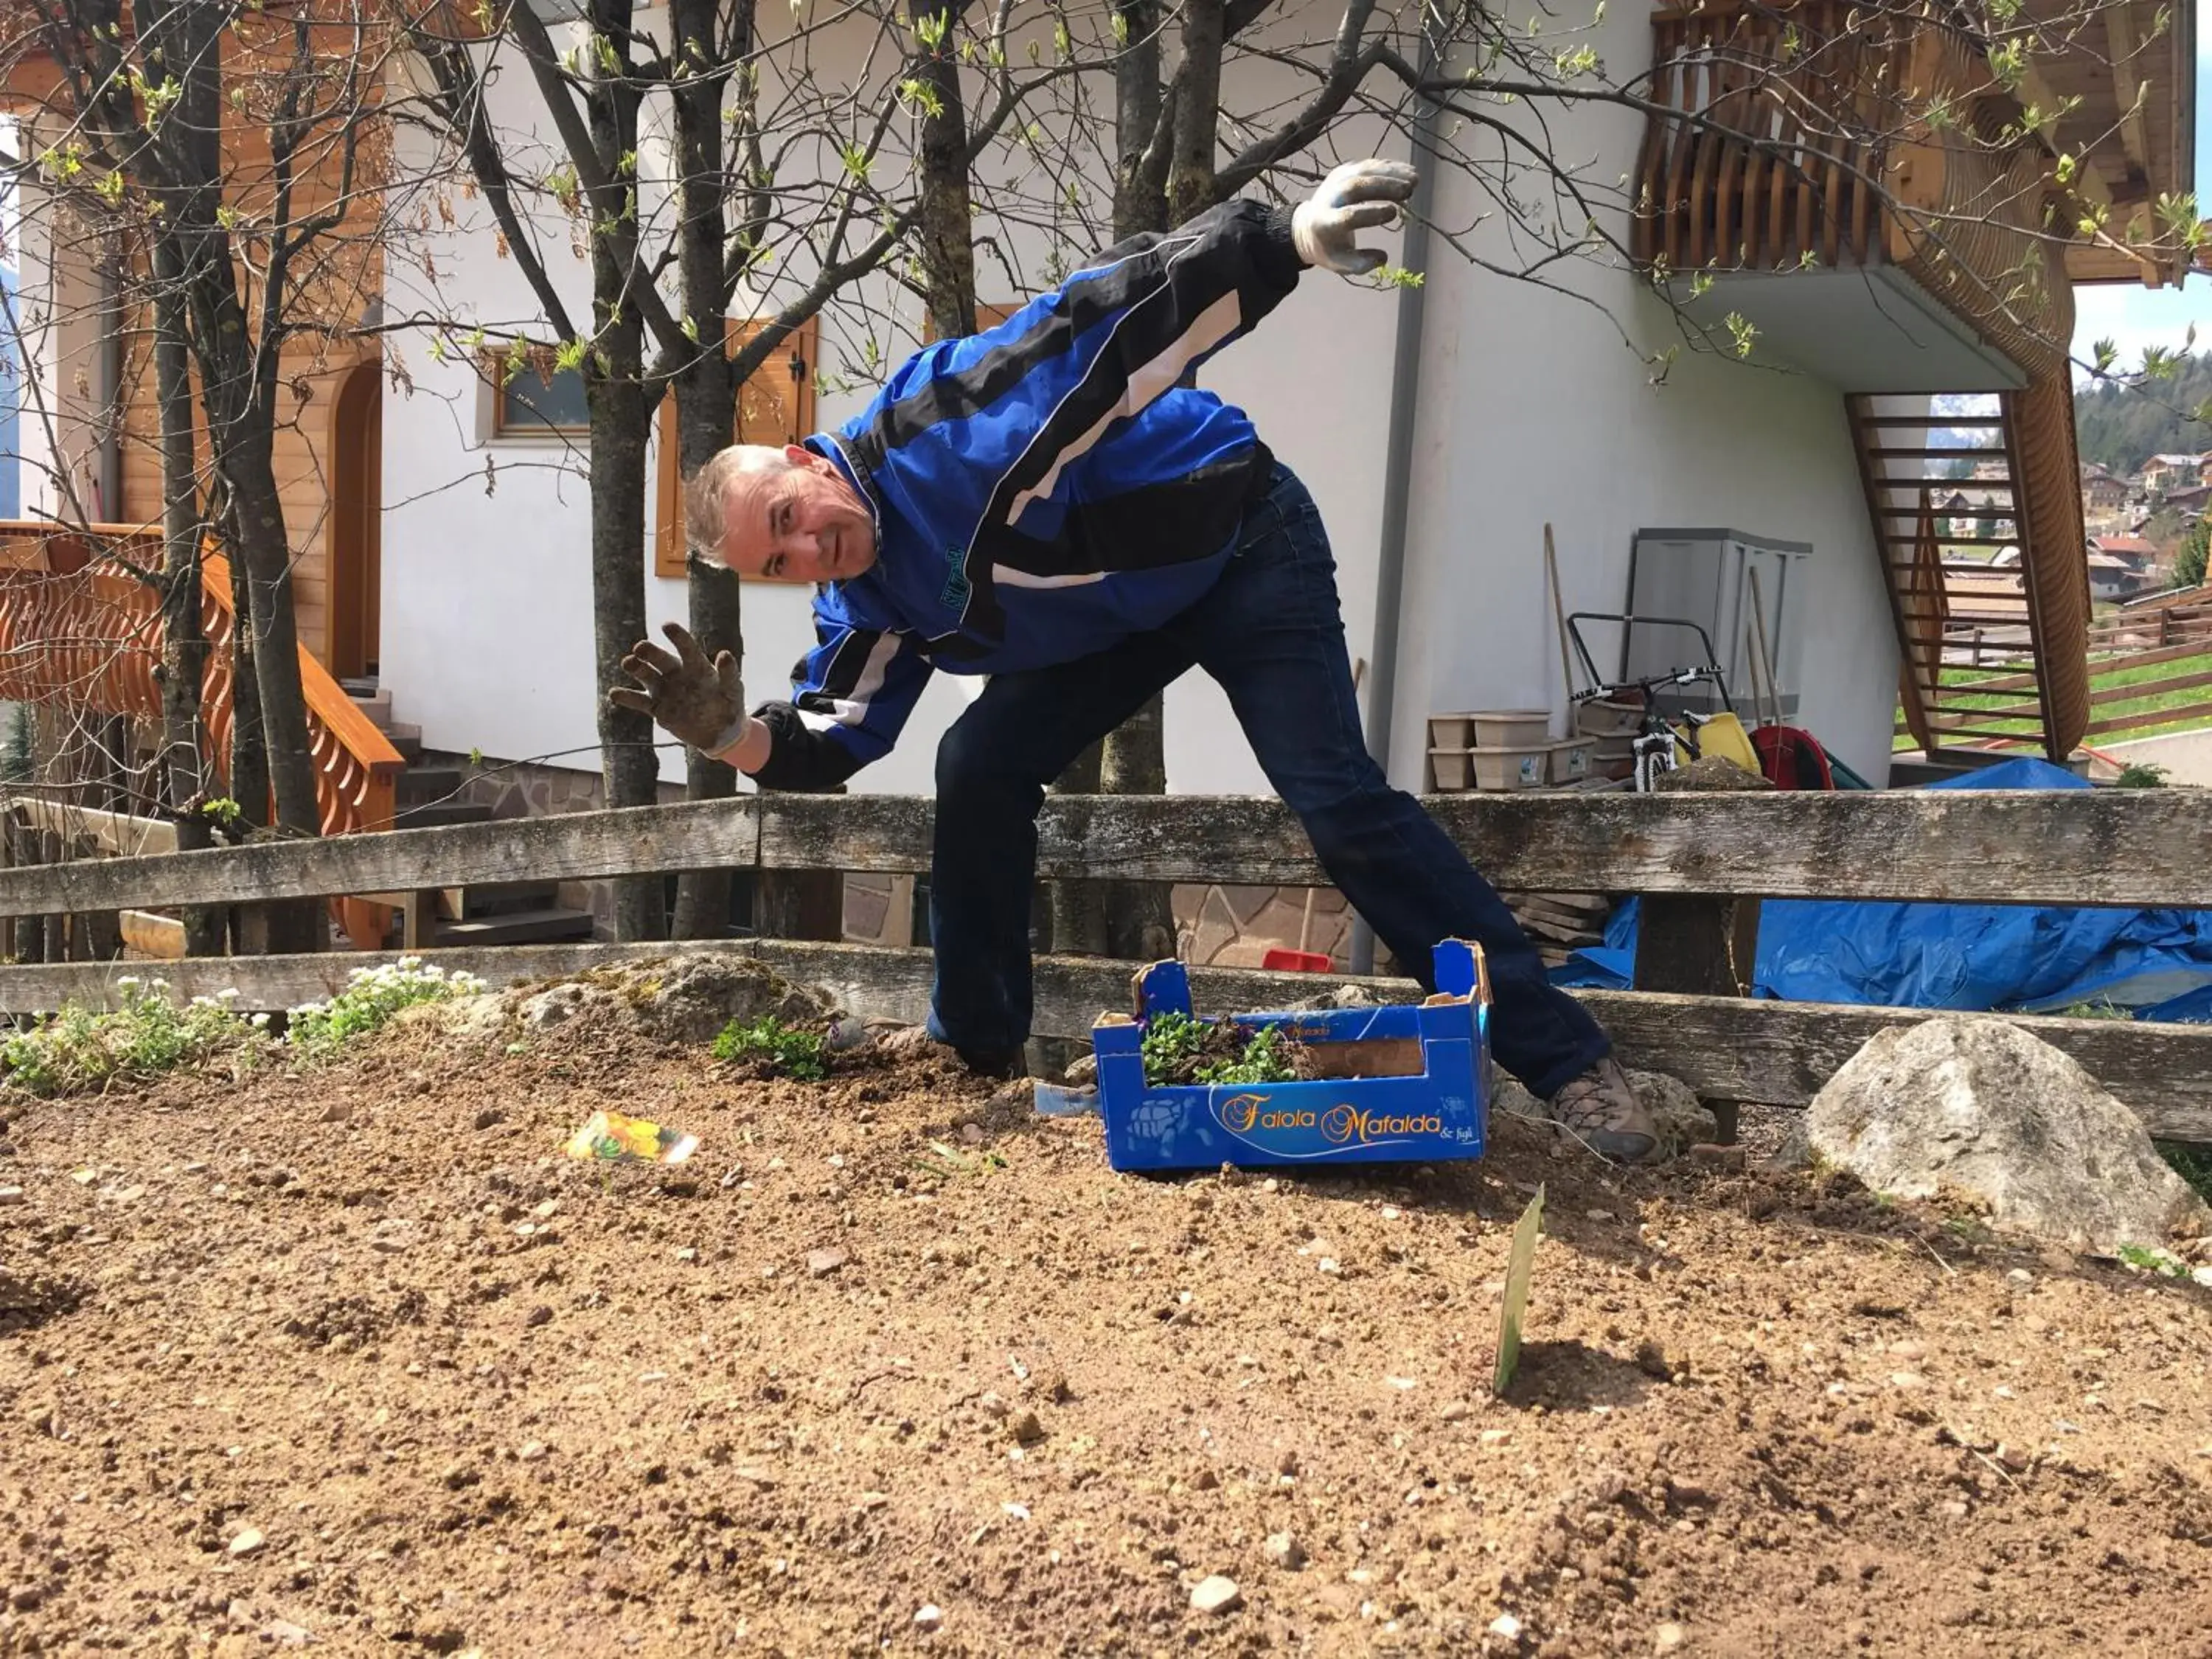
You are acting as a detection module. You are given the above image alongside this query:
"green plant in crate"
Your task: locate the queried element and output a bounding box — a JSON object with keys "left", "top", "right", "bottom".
{"left": 1194, "top": 1024, "right": 1300, "bottom": 1085}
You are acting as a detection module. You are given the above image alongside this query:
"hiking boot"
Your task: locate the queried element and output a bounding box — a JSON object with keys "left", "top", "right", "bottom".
{"left": 874, "top": 1023, "right": 1026, "bottom": 1079}
{"left": 1545, "top": 1058, "right": 1659, "bottom": 1165}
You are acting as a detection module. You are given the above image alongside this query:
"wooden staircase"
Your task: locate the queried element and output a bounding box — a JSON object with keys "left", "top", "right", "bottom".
{"left": 1848, "top": 383, "right": 2091, "bottom": 759}
{"left": 342, "top": 678, "right": 598, "bottom": 948}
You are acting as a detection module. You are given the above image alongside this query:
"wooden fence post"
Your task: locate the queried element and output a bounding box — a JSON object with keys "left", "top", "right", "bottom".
{"left": 754, "top": 869, "right": 844, "bottom": 942}
{"left": 1632, "top": 894, "right": 1759, "bottom": 1144}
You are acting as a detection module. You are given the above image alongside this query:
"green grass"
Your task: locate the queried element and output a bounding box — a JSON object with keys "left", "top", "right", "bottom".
{"left": 2157, "top": 1141, "right": 2212, "bottom": 1207}
{"left": 1896, "top": 650, "right": 2212, "bottom": 751}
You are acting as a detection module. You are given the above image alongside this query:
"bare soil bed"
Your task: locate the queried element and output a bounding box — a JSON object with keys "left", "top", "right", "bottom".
{"left": 4, "top": 992, "right": 2212, "bottom": 1658}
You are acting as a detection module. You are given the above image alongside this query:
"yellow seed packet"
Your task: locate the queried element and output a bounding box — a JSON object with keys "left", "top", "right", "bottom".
{"left": 562, "top": 1109, "right": 699, "bottom": 1166}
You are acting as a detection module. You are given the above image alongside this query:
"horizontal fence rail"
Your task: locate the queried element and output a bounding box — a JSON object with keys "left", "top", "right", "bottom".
{"left": 1, "top": 790, "right": 2208, "bottom": 1141}
{"left": 0, "top": 790, "right": 2208, "bottom": 917}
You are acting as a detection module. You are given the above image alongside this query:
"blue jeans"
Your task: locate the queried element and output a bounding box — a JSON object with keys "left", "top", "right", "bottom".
{"left": 926, "top": 464, "right": 1611, "bottom": 1097}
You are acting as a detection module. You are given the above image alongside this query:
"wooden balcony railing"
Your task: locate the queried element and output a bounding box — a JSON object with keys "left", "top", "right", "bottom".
{"left": 1636, "top": 0, "right": 2071, "bottom": 378}
{"left": 0, "top": 522, "right": 403, "bottom": 945}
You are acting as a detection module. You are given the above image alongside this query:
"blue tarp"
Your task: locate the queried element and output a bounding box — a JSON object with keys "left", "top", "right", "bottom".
{"left": 1554, "top": 758, "right": 2212, "bottom": 1021}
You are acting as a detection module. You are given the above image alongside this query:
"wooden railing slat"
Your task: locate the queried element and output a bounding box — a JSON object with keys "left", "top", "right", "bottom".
{"left": 0, "top": 790, "right": 2205, "bottom": 917}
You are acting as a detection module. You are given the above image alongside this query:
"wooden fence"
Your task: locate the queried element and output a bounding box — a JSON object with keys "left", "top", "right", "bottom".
{"left": 0, "top": 790, "right": 2208, "bottom": 1141}
{"left": 1902, "top": 605, "right": 2212, "bottom": 746}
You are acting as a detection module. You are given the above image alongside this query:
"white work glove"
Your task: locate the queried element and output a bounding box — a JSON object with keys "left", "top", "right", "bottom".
{"left": 1290, "top": 159, "right": 1419, "bottom": 276}
{"left": 608, "top": 621, "right": 751, "bottom": 758}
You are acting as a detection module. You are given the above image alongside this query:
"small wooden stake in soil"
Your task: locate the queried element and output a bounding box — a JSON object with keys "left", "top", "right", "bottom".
{"left": 1493, "top": 1185, "right": 1545, "bottom": 1396}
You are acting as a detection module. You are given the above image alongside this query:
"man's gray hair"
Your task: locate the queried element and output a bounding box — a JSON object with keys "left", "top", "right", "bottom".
{"left": 684, "top": 445, "right": 796, "bottom": 561}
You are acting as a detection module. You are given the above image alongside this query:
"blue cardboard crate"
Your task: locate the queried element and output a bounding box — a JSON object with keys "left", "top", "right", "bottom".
{"left": 1091, "top": 940, "right": 1491, "bottom": 1172}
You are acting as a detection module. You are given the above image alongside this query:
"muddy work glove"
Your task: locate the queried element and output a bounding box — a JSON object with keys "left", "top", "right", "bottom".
{"left": 1290, "top": 159, "right": 1419, "bottom": 276}
{"left": 608, "top": 622, "right": 751, "bottom": 759}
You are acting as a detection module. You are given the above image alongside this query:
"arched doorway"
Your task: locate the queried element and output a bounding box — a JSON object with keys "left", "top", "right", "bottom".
{"left": 328, "top": 361, "right": 382, "bottom": 682}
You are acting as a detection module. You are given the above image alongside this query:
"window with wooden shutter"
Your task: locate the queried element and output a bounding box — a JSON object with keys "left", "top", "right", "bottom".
{"left": 654, "top": 316, "right": 820, "bottom": 578}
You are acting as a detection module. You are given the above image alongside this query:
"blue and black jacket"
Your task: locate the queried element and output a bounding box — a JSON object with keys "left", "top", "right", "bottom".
{"left": 748, "top": 197, "right": 1307, "bottom": 791}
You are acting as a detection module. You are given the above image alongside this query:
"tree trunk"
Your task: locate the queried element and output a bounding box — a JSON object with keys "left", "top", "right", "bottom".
{"left": 577, "top": 0, "right": 667, "bottom": 941}
{"left": 223, "top": 436, "right": 319, "bottom": 839}
{"left": 223, "top": 526, "right": 271, "bottom": 832}
{"left": 1112, "top": 0, "right": 1166, "bottom": 237}
{"left": 149, "top": 239, "right": 220, "bottom": 955}
{"left": 1166, "top": 0, "right": 1224, "bottom": 224}
{"left": 588, "top": 364, "right": 667, "bottom": 941}
{"left": 1078, "top": 0, "right": 1192, "bottom": 962}
{"left": 665, "top": 0, "right": 747, "bottom": 941}
{"left": 911, "top": 0, "right": 978, "bottom": 340}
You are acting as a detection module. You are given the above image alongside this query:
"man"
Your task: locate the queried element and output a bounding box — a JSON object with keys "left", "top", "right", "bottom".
{"left": 612, "top": 159, "right": 1659, "bottom": 1163}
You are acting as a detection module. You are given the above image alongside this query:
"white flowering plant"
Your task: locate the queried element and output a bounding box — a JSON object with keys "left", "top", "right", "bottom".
{"left": 0, "top": 977, "right": 253, "bottom": 1097}
{"left": 0, "top": 956, "right": 490, "bottom": 1096}
{"left": 284, "top": 956, "right": 487, "bottom": 1060}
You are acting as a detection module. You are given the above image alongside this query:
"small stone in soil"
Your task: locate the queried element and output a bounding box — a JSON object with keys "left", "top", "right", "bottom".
{"left": 265, "top": 1620, "right": 312, "bottom": 1646}
{"left": 1008, "top": 1409, "right": 1044, "bottom": 1444}
{"left": 1489, "top": 1613, "right": 1523, "bottom": 1641}
{"left": 807, "top": 1248, "right": 849, "bottom": 1279}
{"left": 473, "top": 1108, "right": 505, "bottom": 1130}
{"left": 518, "top": 1441, "right": 548, "bottom": 1462}
{"left": 1189, "top": 1575, "right": 1242, "bottom": 1615}
{"left": 228, "top": 1528, "right": 265, "bottom": 1557}
{"left": 1440, "top": 1401, "right": 1471, "bottom": 1423}
{"left": 1654, "top": 1621, "right": 1688, "bottom": 1652}
{"left": 0, "top": 1187, "right": 21, "bottom": 1206}
{"left": 1263, "top": 1531, "right": 1306, "bottom": 1570}
{"left": 914, "top": 1604, "right": 944, "bottom": 1632}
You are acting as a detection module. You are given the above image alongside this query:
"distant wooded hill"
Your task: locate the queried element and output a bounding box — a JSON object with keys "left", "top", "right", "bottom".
{"left": 2075, "top": 355, "right": 2212, "bottom": 473}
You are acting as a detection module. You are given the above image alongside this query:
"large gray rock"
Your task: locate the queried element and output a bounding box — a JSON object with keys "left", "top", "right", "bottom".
{"left": 507, "top": 954, "right": 833, "bottom": 1045}
{"left": 1806, "top": 1018, "right": 2210, "bottom": 1252}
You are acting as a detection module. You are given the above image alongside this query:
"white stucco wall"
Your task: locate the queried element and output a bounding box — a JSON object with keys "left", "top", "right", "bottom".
{"left": 1380, "top": 10, "right": 1899, "bottom": 787}
{"left": 375, "top": 0, "right": 1897, "bottom": 798}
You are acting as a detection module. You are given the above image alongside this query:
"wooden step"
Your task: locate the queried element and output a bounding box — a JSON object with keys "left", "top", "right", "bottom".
{"left": 394, "top": 767, "right": 466, "bottom": 808}
{"left": 1877, "top": 533, "right": 2019, "bottom": 546}
{"left": 453, "top": 880, "right": 566, "bottom": 919}
{"left": 1854, "top": 417, "right": 2005, "bottom": 430}
{"left": 1861, "top": 447, "right": 2011, "bottom": 460}
{"left": 436, "top": 906, "right": 599, "bottom": 946}
{"left": 1877, "top": 507, "right": 2019, "bottom": 520}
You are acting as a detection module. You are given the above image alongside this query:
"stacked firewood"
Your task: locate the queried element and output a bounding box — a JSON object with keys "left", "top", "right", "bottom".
{"left": 1499, "top": 890, "right": 1613, "bottom": 970}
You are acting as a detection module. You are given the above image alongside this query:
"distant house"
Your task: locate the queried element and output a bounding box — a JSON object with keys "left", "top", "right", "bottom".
{"left": 2087, "top": 551, "right": 2150, "bottom": 600}
{"left": 2141, "top": 453, "right": 2208, "bottom": 495}
{"left": 2158, "top": 482, "right": 2212, "bottom": 520}
{"left": 2081, "top": 463, "right": 2128, "bottom": 510}
{"left": 2091, "top": 534, "right": 2159, "bottom": 570}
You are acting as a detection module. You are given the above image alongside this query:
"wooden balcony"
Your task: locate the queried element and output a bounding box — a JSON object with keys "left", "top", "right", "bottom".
{"left": 1635, "top": 0, "right": 2081, "bottom": 392}
{"left": 0, "top": 523, "right": 405, "bottom": 945}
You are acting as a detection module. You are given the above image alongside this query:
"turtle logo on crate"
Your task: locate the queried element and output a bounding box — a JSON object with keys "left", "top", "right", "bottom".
{"left": 1214, "top": 1092, "right": 1444, "bottom": 1158}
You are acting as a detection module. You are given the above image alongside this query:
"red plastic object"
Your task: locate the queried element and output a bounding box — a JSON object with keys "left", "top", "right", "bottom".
{"left": 1751, "top": 725, "right": 1836, "bottom": 790}
{"left": 1262, "top": 947, "right": 1332, "bottom": 973}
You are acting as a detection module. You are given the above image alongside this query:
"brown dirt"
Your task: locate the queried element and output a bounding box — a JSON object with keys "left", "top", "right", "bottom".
{"left": 3, "top": 1001, "right": 2212, "bottom": 1658}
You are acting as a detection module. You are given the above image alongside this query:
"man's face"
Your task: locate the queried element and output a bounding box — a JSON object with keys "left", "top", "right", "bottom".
{"left": 714, "top": 445, "right": 878, "bottom": 583}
